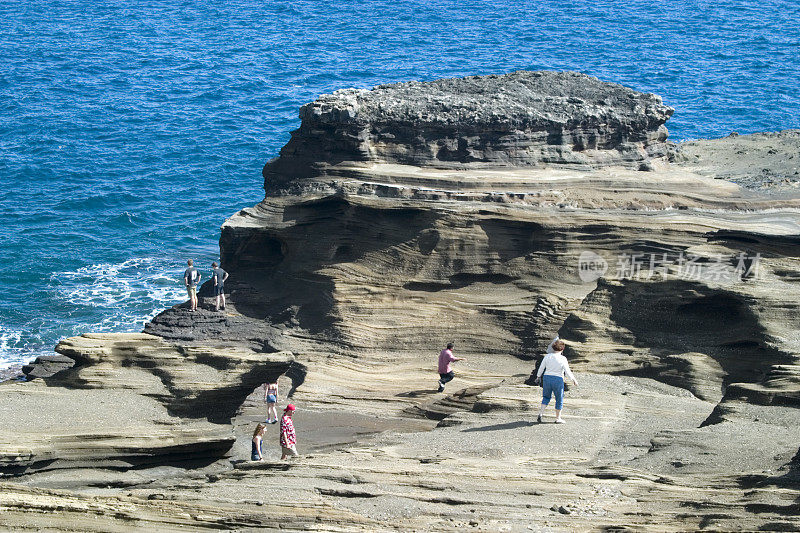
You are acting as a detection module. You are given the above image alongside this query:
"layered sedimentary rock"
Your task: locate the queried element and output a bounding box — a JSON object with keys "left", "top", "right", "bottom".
{"left": 193, "top": 71, "right": 799, "bottom": 529}
{"left": 264, "top": 71, "right": 675, "bottom": 196}
{"left": 146, "top": 72, "right": 800, "bottom": 382}
{"left": 3, "top": 72, "right": 800, "bottom": 531}
{"left": 0, "top": 333, "right": 293, "bottom": 475}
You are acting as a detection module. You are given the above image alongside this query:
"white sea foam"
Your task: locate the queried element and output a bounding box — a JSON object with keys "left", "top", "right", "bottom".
{"left": 0, "top": 329, "right": 28, "bottom": 369}
{"left": 0, "top": 327, "right": 55, "bottom": 370}
{"left": 51, "top": 257, "right": 189, "bottom": 329}
{"left": 1, "top": 257, "right": 210, "bottom": 368}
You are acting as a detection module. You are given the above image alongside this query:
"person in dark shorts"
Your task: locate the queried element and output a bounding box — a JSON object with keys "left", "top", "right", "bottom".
{"left": 211, "top": 261, "right": 229, "bottom": 311}
{"left": 437, "top": 342, "right": 465, "bottom": 392}
{"left": 264, "top": 381, "right": 279, "bottom": 424}
{"left": 183, "top": 259, "right": 201, "bottom": 311}
{"left": 251, "top": 423, "right": 266, "bottom": 461}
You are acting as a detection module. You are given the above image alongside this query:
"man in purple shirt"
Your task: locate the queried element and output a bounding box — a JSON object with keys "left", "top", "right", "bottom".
{"left": 437, "top": 343, "right": 465, "bottom": 392}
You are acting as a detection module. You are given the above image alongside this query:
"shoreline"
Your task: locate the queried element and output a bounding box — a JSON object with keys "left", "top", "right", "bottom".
{"left": 0, "top": 365, "right": 23, "bottom": 382}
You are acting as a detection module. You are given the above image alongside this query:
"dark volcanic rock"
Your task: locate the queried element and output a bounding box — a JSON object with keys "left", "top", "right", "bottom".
{"left": 675, "top": 129, "right": 800, "bottom": 192}
{"left": 264, "top": 71, "right": 674, "bottom": 194}
{"left": 22, "top": 354, "right": 75, "bottom": 380}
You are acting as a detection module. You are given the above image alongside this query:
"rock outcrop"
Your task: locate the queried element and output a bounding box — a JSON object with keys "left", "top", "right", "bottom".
{"left": 2, "top": 72, "right": 799, "bottom": 531}
{"left": 264, "top": 71, "right": 675, "bottom": 196}
{"left": 0, "top": 333, "right": 293, "bottom": 475}
{"left": 675, "top": 129, "right": 800, "bottom": 191}
{"left": 142, "top": 73, "right": 800, "bottom": 391}
{"left": 21, "top": 353, "right": 74, "bottom": 380}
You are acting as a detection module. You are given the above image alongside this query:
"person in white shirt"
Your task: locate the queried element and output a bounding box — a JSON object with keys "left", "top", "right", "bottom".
{"left": 535, "top": 336, "right": 578, "bottom": 424}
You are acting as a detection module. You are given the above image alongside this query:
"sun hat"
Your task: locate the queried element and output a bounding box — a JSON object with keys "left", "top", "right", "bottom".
{"left": 284, "top": 404, "right": 296, "bottom": 411}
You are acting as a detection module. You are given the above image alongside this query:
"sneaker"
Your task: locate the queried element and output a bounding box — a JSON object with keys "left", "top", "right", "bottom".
{"left": 555, "top": 418, "right": 565, "bottom": 424}
{"left": 270, "top": 420, "right": 277, "bottom": 424}
{"left": 437, "top": 382, "right": 445, "bottom": 393}
{"left": 536, "top": 415, "right": 542, "bottom": 424}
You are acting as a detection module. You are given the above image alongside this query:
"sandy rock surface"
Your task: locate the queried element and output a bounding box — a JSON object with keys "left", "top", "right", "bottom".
{"left": 675, "top": 129, "right": 800, "bottom": 192}
{"left": 1, "top": 333, "right": 292, "bottom": 476}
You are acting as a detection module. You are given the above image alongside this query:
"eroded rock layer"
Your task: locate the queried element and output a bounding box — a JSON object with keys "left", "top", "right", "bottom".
{"left": 0, "top": 333, "right": 293, "bottom": 475}
{"left": 265, "top": 71, "right": 675, "bottom": 194}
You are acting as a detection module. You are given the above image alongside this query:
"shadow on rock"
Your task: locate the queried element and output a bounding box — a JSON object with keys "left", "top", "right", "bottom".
{"left": 461, "top": 420, "right": 537, "bottom": 432}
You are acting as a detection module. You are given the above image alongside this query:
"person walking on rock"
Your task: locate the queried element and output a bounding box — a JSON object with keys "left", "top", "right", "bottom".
{"left": 251, "top": 423, "right": 266, "bottom": 461}
{"left": 211, "top": 261, "right": 228, "bottom": 311}
{"left": 437, "top": 342, "right": 465, "bottom": 393}
{"left": 183, "top": 259, "right": 201, "bottom": 311}
{"left": 535, "top": 336, "right": 578, "bottom": 423}
{"left": 280, "top": 404, "right": 298, "bottom": 459}
{"left": 264, "top": 381, "right": 279, "bottom": 424}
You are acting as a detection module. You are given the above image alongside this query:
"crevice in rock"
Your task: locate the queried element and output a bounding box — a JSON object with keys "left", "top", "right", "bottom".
{"left": 403, "top": 272, "right": 516, "bottom": 292}
{"left": 560, "top": 278, "right": 793, "bottom": 420}
{"left": 220, "top": 230, "right": 286, "bottom": 271}
{"left": 284, "top": 361, "right": 307, "bottom": 398}
{"left": 402, "top": 383, "right": 497, "bottom": 422}
{"left": 316, "top": 487, "right": 381, "bottom": 498}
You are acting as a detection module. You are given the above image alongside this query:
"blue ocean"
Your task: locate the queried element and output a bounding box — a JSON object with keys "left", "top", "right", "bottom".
{"left": 1, "top": 0, "right": 799, "bottom": 368}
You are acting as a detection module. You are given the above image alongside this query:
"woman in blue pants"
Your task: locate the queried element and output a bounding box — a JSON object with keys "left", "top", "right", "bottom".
{"left": 535, "top": 337, "right": 578, "bottom": 423}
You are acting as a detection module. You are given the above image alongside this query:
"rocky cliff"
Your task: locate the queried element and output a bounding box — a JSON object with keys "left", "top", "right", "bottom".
{"left": 151, "top": 72, "right": 799, "bottom": 385}
{"left": 264, "top": 71, "right": 674, "bottom": 196}
{"left": 2, "top": 72, "right": 799, "bottom": 532}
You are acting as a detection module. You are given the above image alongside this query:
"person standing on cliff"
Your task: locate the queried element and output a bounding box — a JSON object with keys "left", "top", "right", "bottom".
{"left": 437, "top": 342, "right": 465, "bottom": 393}
{"left": 280, "top": 404, "right": 299, "bottom": 459}
{"left": 183, "top": 259, "right": 201, "bottom": 312}
{"left": 534, "top": 337, "right": 578, "bottom": 423}
{"left": 211, "top": 261, "right": 228, "bottom": 312}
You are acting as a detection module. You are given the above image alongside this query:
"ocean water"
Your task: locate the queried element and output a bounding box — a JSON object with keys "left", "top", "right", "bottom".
{"left": 1, "top": 0, "right": 799, "bottom": 368}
